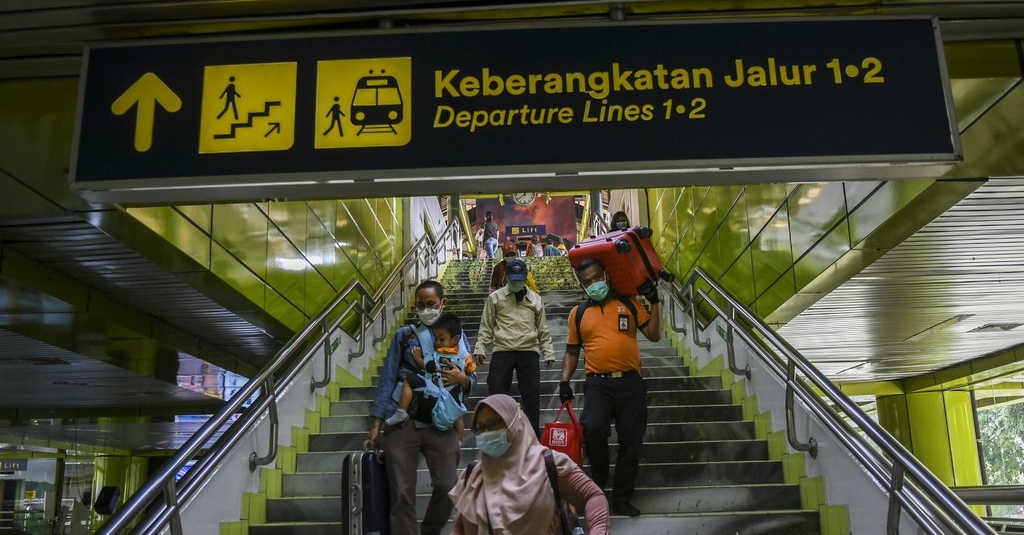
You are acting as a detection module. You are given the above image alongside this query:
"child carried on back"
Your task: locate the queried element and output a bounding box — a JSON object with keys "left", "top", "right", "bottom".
{"left": 386, "top": 312, "right": 475, "bottom": 436}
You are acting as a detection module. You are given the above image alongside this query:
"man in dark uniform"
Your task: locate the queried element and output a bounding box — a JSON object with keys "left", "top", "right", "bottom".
{"left": 558, "top": 257, "right": 661, "bottom": 517}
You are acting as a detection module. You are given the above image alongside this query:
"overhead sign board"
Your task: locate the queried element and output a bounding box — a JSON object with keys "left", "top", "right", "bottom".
{"left": 71, "top": 17, "right": 960, "bottom": 204}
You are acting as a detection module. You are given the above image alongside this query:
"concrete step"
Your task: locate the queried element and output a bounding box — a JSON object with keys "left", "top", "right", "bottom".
{"left": 263, "top": 481, "right": 805, "bottom": 525}
{"left": 295, "top": 439, "right": 771, "bottom": 475}
{"left": 337, "top": 384, "right": 721, "bottom": 412}
{"left": 306, "top": 418, "right": 755, "bottom": 454}
{"left": 329, "top": 388, "right": 734, "bottom": 416}
{"left": 279, "top": 458, "right": 784, "bottom": 500}
{"left": 337, "top": 375, "right": 723, "bottom": 402}
{"left": 248, "top": 510, "right": 821, "bottom": 535}
{"left": 319, "top": 403, "right": 743, "bottom": 433}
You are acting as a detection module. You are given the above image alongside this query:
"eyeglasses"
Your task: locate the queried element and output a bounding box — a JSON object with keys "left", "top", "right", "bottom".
{"left": 472, "top": 418, "right": 506, "bottom": 435}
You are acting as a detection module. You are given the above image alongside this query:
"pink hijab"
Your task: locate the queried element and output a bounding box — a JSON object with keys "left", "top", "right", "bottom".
{"left": 450, "top": 394, "right": 571, "bottom": 534}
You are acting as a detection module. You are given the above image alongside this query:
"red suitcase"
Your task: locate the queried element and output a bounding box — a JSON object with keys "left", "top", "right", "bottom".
{"left": 568, "top": 226, "right": 674, "bottom": 296}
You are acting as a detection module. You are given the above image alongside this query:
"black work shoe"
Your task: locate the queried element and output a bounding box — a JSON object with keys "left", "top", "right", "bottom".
{"left": 612, "top": 500, "right": 640, "bottom": 517}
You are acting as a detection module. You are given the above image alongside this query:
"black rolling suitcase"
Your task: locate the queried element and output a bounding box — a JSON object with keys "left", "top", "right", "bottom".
{"left": 342, "top": 448, "right": 390, "bottom": 535}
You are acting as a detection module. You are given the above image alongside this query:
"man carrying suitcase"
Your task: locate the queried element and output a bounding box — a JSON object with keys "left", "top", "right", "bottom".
{"left": 558, "top": 257, "right": 661, "bottom": 517}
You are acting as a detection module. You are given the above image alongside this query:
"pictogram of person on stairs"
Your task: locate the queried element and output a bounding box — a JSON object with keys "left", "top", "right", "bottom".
{"left": 217, "top": 76, "right": 241, "bottom": 120}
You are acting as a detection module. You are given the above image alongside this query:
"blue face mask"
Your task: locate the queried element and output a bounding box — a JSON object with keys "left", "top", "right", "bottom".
{"left": 586, "top": 280, "right": 610, "bottom": 301}
{"left": 476, "top": 429, "right": 512, "bottom": 457}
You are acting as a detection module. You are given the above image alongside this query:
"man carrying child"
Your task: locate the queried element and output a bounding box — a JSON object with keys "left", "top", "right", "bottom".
{"left": 386, "top": 312, "right": 475, "bottom": 439}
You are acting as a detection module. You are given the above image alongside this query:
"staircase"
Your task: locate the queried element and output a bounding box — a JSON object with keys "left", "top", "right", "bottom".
{"left": 237, "top": 257, "right": 833, "bottom": 534}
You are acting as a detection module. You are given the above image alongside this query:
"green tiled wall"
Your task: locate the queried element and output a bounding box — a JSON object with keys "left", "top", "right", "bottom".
{"left": 128, "top": 197, "right": 403, "bottom": 332}
{"left": 648, "top": 180, "right": 938, "bottom": 319}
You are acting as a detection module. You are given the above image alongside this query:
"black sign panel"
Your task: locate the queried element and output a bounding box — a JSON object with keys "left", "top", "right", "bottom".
{"left": 71, "top": 17, "right": 959, "bottom": 203}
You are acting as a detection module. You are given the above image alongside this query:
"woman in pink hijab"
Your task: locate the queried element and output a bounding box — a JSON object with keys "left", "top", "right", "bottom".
{"left": 449, "top": 394, "right": 609, "bottom": 535}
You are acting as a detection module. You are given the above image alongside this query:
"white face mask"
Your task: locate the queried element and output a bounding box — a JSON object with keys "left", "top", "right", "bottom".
{"left": 417, "top": 307, "right": 443, "bottom": 325}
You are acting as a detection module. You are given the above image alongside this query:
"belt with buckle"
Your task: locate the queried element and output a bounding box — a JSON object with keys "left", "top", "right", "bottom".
{"left": 586, "top": 370, "right": 639, "bottom": 378}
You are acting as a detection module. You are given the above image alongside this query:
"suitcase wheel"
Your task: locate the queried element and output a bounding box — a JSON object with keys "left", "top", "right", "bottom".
{"left": 614, "top": 239, "right": 632, "bottom": 254}
{"left": 635, "top": 226, "right": 653, "bottom": 239}
{"left": 659, "top": 269, "right": 676, "bottom": 283}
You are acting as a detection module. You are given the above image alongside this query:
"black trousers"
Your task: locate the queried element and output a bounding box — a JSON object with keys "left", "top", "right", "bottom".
{"left": 581, "top": 373, "right": 647, "bottom": 502}
{"left": 486, "top": 350, "right": 541, "bottom": 436}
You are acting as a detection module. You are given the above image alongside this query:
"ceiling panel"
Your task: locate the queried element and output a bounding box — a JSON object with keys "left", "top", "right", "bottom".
{"left": 781, "top": 178, "right": 1024, "bottom": 381}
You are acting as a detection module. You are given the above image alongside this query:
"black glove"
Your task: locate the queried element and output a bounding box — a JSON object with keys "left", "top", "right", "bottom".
{"left": 558, "top": 381, "right": 574, "bottom": 403}
{"left": 641, "top": 282, "right": 660, "bottom": 304}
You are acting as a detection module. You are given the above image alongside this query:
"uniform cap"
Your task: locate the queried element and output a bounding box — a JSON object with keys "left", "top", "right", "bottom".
{"left": 506, "top": 259, "right": 528, "bottom": 281}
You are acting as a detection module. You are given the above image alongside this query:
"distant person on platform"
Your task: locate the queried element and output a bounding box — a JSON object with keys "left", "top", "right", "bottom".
{"left": 543, "top": 239, "right": 560, "bottom": 257}
{"left": 482, "top": 212, "right": 500, "bottom": 259}
{"left": 490, "top": 242, "right": 539, "bottom": 293}
{"left": 530, "top": 236, "right": 544, "bottom": 258}
{"left": 611, "top": 211, "right": 631, "bottom": 230}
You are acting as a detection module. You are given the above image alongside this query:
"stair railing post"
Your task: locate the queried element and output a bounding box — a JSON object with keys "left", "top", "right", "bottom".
{"left": 689, "top": 284, "right": 711, "bottom": 350}
{"left": 249, "top": 377, "right": 279, "bottom": 470}
{"left": 311, "top": 318, "right": 332, "bottom": 391}
{"left": 348, "top": 294, "right": 368, "bottom": 360}
{"left": 726, "top": 307, "right": 751, "bottom": 379}
{"left": 372, "top": 312, "right": 388, "bottom": 346}
{"left": 426, "top": 246, "right": 438, "bottom": 280}
{"left": 162, "top": 480, "right": 182, "bottom": 535}
{"left": 414, "top": 249, "right": 422, "bottom": 286}
{"left": 784, "top": 360, "right": 818, "bottom": 458}
{"left": 887, "top": 464, "right": 906, "bottom": 535}
{"left": 393, "top": 280, "right": 406, "bottom": 314}
{"left": 666, "top": 281, "right": 688, "bottom": 335}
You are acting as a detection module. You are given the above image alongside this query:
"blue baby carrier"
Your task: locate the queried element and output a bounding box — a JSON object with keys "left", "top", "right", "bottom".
{"left": 394, "top": 323, "right": 470, "bottom": 431}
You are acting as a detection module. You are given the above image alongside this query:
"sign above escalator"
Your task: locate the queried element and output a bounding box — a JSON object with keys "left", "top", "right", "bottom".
{"left": 71, "top": 16, "right": 960, "bottom": 204}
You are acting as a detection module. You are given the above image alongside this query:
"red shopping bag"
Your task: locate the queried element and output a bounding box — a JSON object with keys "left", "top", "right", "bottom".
{"left": 542, "top": 401, "right": 584, "bottom": 467}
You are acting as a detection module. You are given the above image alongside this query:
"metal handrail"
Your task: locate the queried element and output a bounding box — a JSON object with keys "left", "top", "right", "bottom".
{"left": 97, "top": 219, "right": 462, "bottom": 535}
{"left": 953, "top": 485, "right": 1024, "bottom": 506}
{"left": 668, "top": 266, "right": 997, "bottom": 535}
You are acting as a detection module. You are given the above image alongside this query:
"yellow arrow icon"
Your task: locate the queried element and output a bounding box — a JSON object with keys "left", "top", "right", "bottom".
{"left": 111, "top": 72, "right": 182, "bottom": 152}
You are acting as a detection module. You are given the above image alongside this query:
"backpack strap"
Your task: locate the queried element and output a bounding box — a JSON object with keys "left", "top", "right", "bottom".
{"left": 572, "top": 300, "right": 590, "bottom": 343}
